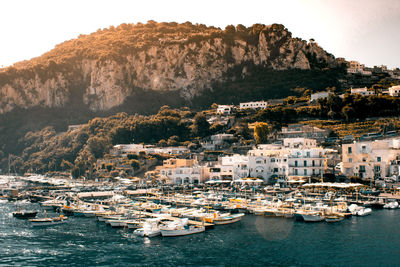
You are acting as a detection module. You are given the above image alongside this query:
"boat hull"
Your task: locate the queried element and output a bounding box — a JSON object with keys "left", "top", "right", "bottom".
{"left": 213, "top": 213, "right": 244, "bottom": 225}
{"left": 29, "top": 217, "right": 68, "bottom": 227}
{"left": 161, "top": 226, "right": 205, "bottom": 237}
{"left": 12, "top": 211, "right": 38, "bottom": 219}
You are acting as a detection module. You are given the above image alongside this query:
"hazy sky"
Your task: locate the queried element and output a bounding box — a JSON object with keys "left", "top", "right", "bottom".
{"left": 0, "top": 0, "right": 399, "bottom": 68}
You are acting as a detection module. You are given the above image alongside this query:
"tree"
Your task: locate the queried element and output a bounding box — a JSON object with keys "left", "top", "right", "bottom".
{"left": 254, "top": 122, "right": 271, "bottom": 144}
{"left": 87, "top": 136, "right": 109, "bottom": 158}
{"left": 191, "top": 113, "right": 210, "bottom": 138}
{"left": 342, "top": 105, "right": 356, "bottom": 122}
{"left": 130, "top": 159, "right": 140, "bottom": 170}
{"left": 167, "top": 135, "right": 179, "bottom": 146}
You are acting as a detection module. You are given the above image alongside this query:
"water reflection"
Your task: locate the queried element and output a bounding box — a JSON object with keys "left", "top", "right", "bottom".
{"left": 254, "top": 216, "right": 293, "bottom": 241}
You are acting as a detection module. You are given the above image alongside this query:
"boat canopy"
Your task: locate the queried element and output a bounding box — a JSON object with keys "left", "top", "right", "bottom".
{"left": 302, "top": 182, "right": 363, "bottom": 188}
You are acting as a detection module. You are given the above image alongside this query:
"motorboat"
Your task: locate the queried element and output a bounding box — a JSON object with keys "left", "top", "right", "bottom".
{"left": 383, "top": 201, "right": 399, "bottom": 209}
{"left": 325, "top": 215, "right": 344, "bottom": 222}
{"left": 348, "top": 204, "right": 372, "bottom": 216}
{"left": 356, "top": 208, "right": 372, "bottom": 216}
{"left": 12, "top": 209, "right": 38, "bottom": 219}
{"left": 212, "top": 213, "right": 244, "bottom": 225}
{"left": 29, "top": 215, "right": 68, "bottom": 227}
{"left": 302, "top": 211, "right": 325, "bottom": 222}
{"left": 160, "top": 218, "right": 205, "bottom": 237}
{"left": 134, "top": 219, "right": 161, "bottom": 237}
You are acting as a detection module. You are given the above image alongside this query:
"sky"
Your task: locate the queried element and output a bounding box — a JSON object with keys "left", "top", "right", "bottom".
{"left": 0, "top": 0, "right": 399, "bottom": 68}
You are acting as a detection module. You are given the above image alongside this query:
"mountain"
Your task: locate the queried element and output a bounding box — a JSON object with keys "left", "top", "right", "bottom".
{"left": 0, "top": 21, "right": 346, "bottom": 156}
{"left": 0, "top": 22, "right": 341, "bottom": 115}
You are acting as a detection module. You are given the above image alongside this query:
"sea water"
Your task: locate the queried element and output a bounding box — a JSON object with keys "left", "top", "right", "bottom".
{"left": 1, "top": 201, "right": 399, "bottom": 266}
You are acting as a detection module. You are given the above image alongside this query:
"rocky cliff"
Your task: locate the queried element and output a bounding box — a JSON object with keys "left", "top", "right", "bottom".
{"left": 0, "top": 22, "right": 339, "bottom": 114}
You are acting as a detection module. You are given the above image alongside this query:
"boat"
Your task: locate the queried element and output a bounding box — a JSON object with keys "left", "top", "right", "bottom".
{"left": 29, "top": 215, "right": 68, "bottom": 227}
{"left": 212, "top": 213, "right": 244, "bottom": 225}
{"left": 325, "top": 215, "right": 344, "bottom": 222}
{"left": 383, "top": 201, "right": 399, "bottom": 209}
{"left": 107, "top": 219, "right": 128, "bottom": 228}
{"left": 160, "top": 218, "right": 205, "bottom": 237}
{"left": 12, "top": 209, "right": 38, "bottom": 219}
{"left": 348, "top": 204, "right": 372, "bottom": 216}
{"left": 356, "top": 208, "right": 372, "bottom": 216}
{"left": 126, "top": 219, "right": 146, "bottom": 229}
{"left": 134, "top": 219, "right": 161, "bottom": 237}
{"left": 160, "top": 225, "right": 205, "bottom": 237}
{"left": 302, "top": 211, "right": 325, "bottom": 222}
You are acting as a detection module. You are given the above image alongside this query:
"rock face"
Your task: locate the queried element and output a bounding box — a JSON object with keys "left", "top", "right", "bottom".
{"left": 0, "top": 23, "right": 338, "bottom": 114}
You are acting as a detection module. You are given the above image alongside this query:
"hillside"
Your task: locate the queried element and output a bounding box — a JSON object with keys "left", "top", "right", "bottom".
{"left": 0, "top": 21, "right": 350, "bottom": 158}
{"left": 0, "top": 22, "right": 341, "bottom": 114}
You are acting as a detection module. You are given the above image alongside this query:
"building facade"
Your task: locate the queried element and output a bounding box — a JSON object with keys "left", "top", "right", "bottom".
{"left": 341, "top": 138, "right": 400, "bottom": 180}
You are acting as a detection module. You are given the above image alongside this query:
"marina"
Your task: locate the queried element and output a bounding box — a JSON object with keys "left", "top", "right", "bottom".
{"left": 1, "top": 199, "right": 400, "bottom": 266}
{"left": 2, "top": 174, "right": 400, "bottom": 266}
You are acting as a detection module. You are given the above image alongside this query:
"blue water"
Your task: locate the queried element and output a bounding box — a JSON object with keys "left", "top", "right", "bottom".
{"left": 1, "top": 201, "right": 400, "bottom": 267}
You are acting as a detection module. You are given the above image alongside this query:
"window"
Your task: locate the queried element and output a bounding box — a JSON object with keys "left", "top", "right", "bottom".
{"left": 362, "top": 146, "right": 366, "bottom": 153}
{"left": 345, "top": 168, "right": 351, "bottom": 175}
{"left": 304, "top": 169, "right": 308, "bottom": 175}
{"left": 271, "top": 158, "right": 276, "bottom": 163}
{"left": 312, "top": 160, "right": 315, "bottom": 167}
{"left": 374, "top": 165, "right": 381, "bottom": 172}
{"left": 312, "top": 169, "right": 315, "bottom": 175}
{"left": 294, "top": 169, "right": 298, "bottom": 175}
{"left": 377, "top": 157, "right": 381, "bottom": 162}
{"left": 295, "top": 161, "right": 298, "bottom": 167}
{"left": 362, "top": 158, "right": 366, "bottom": 162}
{"left": 306, "top": 151, "right": 311, "bottom": 157}
{"left": 359, "top": 165, "right": 366, "bottom": 172}
{"left": 304, "top": 160, "right": 307, "bottom": 167}
{"left": 349, "top": 158, "right": 353, "bottom": 163}
{"left": 348, "top": 147, "right": 352, "bottom": 154}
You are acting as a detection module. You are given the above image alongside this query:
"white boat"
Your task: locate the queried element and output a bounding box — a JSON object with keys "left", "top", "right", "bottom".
{"left": 29, "top": 215, "right": 68, "bottom": 227}
{"left": 160, "top": 218, "right": 205, "bottom": 237}
{"left": 134, "top": 219, "right": 161, "bottom": 237}
{"left": 160, "top": 225, "right": 205, "bottom": 237}
{"left": 325, "top": 215, "right": 344, "bottom": 222}
{"left": 213, "top": 213, "right": 245, "bottom": 225}
{"left": 383, "top": 201, "right": 399, "bottom": 209}
{"left": 356, "top": 208, "right": 372, "bottom": 216}
{"left": 348, "top": 204, "right": 372, "bottom": 216}
{"left": 302, "top": 211, "right": 325, "bottom": 222}
{"left": 126, "top": 219, "right": 146, "bottom": 229}
{"left": 108, "top": 219, "right": 128, "bottom": 228}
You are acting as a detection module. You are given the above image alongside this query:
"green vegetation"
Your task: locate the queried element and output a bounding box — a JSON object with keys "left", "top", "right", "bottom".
{"left": 4, "top": 107, "right": 216, "bottom": 176}
{"left": 254, "top": 122, "right": 272, "bottom": 144}
{"left": 301, "top": 118, "right": 400, "bottom": 138}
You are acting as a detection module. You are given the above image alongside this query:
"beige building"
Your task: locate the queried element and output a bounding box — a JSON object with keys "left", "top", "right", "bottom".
{"left": 388, "top": 85, "right": 400, "bottom": 97}
{"left": 341, "top": 138, "right": 400, "bottom": 180}
{"left": 156, "top": 159, "right": 209, "bottom": 184}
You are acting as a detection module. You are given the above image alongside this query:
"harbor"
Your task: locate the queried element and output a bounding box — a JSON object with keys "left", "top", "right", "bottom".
{"left": 1, "top": 199, "right": 400, "bottom": 266}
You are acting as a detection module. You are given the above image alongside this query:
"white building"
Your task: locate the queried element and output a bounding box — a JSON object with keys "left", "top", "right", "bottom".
{"left": 341, "top": 138, "right": 400, "bottom": 180}
{"left": 111, "top": 144, "right": 189, "bottom": 156}
{"left": 350, "top": 87, "right": 373, "bottom": 96}
{"left": 210, "top": 154, "right": 249, "bottom": 181}
{"left": 388, "top": 85, "right": 400, "bottom": 97}
{"left": 217, "top": 105, "right": 234, "bottom": 115}
{"left": 243, "top": 138, "right": 328, "bottom": 182}
{"left": 240, "top": 101, "right": 267, "bottom": 110}
{"left": 310, "top": 91, "right": 330, "bottom": 102}
{"left": 201, "top": 134, "right": 235, "bottom": 150}
{"left": 278, "top": 124, "right": 330, "bottom": 142}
